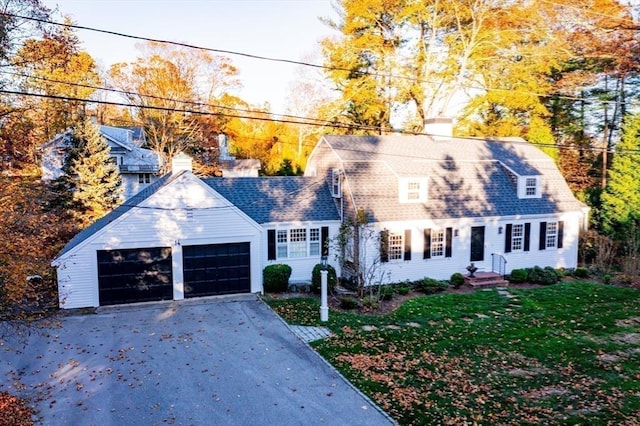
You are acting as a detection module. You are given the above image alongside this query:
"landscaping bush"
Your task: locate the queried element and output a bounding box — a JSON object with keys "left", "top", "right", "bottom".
{"left": 508, "top": 268, "right": 528, "bottom": 283}
{"left": 311, "top": 263, "right": 338, "bottom": 294}
{"left": 603, "top": 274, "right": 611, "bottom": 285}
{"left": 396, "top": 285, "right": 411, "bottom": 295}
{"left": 450, "top": 272, "right": 465, "bottom": 288}
{"left": 263, "top": 264, "right": 292, "bottom": 293}
{"left": 361, "top": 295, "right": 379, "bottom": 310}
{"left": 418, "top": 278, "right": 449, "bottom": 294}
{"left": 574, "top": 267, "right": 589, "bottom": 278}
{"left": 525, "top": 266, "right": 558, "bottom": 285}
{"left": 380, "top": 285, "right": 394, "bottom": 301}
{"left": 339, "top": 296, "right": 359, "bottom": 310}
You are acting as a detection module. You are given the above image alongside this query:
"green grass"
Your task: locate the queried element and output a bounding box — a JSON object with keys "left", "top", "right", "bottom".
{"left": 265, "top": 282, "right": 640, "bottom": 425}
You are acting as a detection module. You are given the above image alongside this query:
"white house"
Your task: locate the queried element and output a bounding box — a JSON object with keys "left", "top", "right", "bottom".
{"left": 304, "top": 120, "right": 589, "bottom": 285}
{"left": 52, "top": 155, "right": 341, "bottom": 309}
{"left": 52, "top": 120, "right": 589, "bottom": 308}
{"left": 41, "top": 125, "right": 162, "bottom": 200}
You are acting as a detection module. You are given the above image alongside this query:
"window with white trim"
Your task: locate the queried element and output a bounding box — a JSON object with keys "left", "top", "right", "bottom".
{"left": 277, "top": 230, "right": 288, "bottom": 258}
{"left": 546, "top": 222, "right": 557, "bottom": 248}
{"left": 388, "top": 232, "right": 403, "bottom": 260}
{"left": 400, "top": 178, "right": 427, "bottom": 203}
{"left": 138, "top": 173, "right": 151, "bottom": 184}
{"left": 512, "top": 224, "right": 524, "bottom": 251}
{"left": 274, "top": 227, "right": 322, "bottom": 259}
{"left": 309, "top": 228, "right": 320, "bottom": 256}
{"left": 525, "top": 177, "right": 537, "bottom": 196}
{"left": 431, "top": 229, "right": 445, "bottom": 257}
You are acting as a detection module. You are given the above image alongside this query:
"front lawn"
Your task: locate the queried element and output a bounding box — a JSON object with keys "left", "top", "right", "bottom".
{"left": 266, "top": 282, "right": 640, "bottom": 425}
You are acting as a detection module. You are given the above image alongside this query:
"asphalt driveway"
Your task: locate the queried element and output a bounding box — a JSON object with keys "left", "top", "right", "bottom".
{"left": 0, "top": 295, "right": 393, "bottom": 425}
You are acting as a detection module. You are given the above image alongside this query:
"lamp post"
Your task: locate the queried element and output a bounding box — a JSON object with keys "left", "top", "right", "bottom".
{"left": 320, "top": 255, "right": 329, "bottom": 322}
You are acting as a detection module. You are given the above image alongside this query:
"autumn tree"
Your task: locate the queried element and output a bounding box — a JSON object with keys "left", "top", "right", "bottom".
{"left": 109, "top": 42, "right": 240, "bottom": 172}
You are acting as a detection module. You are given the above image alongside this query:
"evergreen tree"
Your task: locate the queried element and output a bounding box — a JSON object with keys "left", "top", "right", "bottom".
{"left": 67, "top": 119, "right": 122, "bottom": 226}
{"left": 600, "top": 113, "right": 640, "bottom": 236}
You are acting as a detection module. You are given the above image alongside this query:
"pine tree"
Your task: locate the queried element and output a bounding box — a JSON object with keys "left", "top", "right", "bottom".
{"left": 67, "top": 119, "right": 122, "bottom": 226}
{"left": 600, "top": 113, "right": 640, "bottom": 236}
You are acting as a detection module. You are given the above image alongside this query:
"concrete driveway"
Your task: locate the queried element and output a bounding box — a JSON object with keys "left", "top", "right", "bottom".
{"left": 0, "top": 295, "right": 393, "bottom": 425}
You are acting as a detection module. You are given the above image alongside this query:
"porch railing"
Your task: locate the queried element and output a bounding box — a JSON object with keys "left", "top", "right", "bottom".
{"left": 491, "top": 253, "right": 507, "bottom": 278}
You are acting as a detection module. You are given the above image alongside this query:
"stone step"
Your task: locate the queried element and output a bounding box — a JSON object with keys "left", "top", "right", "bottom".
{"left": 467, "top": 279, "right": 510, "bottom": 288}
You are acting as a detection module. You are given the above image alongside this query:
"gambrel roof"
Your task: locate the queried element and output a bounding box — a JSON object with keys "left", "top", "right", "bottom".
{"left": 313, "top": 135, "right": 586, "bottom": 222}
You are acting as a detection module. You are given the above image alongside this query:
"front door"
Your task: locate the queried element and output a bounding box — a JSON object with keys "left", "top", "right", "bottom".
{"left": 470, "top": 226, "right": 485, "bottom": 262}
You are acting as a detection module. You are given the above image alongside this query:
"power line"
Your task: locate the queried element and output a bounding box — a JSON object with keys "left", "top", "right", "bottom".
{"left": 5, "top": 12, "right": 633, "bottom": 107}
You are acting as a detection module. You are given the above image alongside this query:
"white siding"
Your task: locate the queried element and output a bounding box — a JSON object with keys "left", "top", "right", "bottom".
{"left": 360, "top": 213, "right": 583, "bottom": 284}
{"left": 56, "top": 173, "right": 263, "bottom": 309}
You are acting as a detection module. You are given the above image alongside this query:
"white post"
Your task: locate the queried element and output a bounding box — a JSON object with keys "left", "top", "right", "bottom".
{"left": 320, "top": 269, "right": 329, "bottom": 322}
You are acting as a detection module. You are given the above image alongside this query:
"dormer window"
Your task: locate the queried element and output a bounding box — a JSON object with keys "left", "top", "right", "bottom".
{"left": 331, "top": 168, "right": 341, "bottom": 198}
{"left": 400, "top": 178, "right": 427, "bottom": 203}
{"left": 525, "top": 178, "right": 537, "bottom": 196}
{"left": 518, "top": 176, "right": 540, "bottom": 198}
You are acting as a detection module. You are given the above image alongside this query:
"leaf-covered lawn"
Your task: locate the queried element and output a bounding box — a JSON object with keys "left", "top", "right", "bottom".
{"left": 266, "top": 283, "right": 640, "bottom": 425}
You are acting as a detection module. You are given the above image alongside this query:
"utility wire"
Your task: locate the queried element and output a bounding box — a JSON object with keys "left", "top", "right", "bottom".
{"left": 5, "top": 12, "right": 633, "bottom": 106}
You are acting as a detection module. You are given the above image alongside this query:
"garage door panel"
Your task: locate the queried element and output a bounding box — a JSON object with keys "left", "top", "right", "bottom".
{"left": 98, "top": 247, "right": 173, "bottom": 306}
{"left": 183, "top": 243, "right": 250, "bottom": 298}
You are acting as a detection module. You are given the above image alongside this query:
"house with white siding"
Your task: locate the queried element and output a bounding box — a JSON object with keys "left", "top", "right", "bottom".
{"left": 53, "top": 153, "right": 340, "bottom": 309}
{"left": 304, "top": 119, "right": 589, "bottom": 285}
{"left": 52, "top": 119, "right": 588, "bottom": 308}
{"left": 41, "top": 125, "right": 162, "bottom": 200}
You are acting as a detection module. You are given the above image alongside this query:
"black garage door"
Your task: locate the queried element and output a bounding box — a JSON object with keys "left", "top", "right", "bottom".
{"left": 183, "top": 242, "right": 250, "bottom": 298}
{"left": 97, "top": 247, "right": 172, "bottom": 306}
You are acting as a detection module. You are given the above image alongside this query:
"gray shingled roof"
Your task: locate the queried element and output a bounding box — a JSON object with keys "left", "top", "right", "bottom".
{"left": 323, "top": 135, "right": 585, "bottom": 222}
{"left": 53, "top": 171, "right": 184, "bottom": 261}
{"left": 204, "top": 176, "right": 340, "bottom": 224}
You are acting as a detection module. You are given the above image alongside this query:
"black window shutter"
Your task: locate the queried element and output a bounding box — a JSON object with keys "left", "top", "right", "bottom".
{"left": 380, "top": 229, "right": 389, "bottom": 263}
{"left": 404, "top": 229, "right": 412, "bottom": 260}
{"left": 267, "top": 230, "right": 276, "bottom": 260}
{"left": 524, "top": 222, "right": 531, "bottom": 252}
{"left": 505, "top": 224, "right": 512, "bottom": 253}
{"left": 445, "top": 227, "right": 453, "bottom": 258}
{"left": 423, "top": 228, "right": 431, "bottom": 259}
{"left": 539, "top": 222, "right": 547, "bottom": 250}
{"left": 321, "top": 226, "right": 329, "bottom": 256}
{"left": 558, "top": 221, "right": 564, "bottom": 248}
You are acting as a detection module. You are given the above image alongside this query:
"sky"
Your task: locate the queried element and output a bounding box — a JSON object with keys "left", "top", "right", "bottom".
{"left": 42, "top": 0, "right": 339, "bottom": 114}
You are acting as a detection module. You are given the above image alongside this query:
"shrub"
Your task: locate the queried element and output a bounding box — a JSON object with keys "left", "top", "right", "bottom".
{"left": 263, "top": 264, "right": 292, "bottom": 293}
{"left": 450, "top": 272, "right": 465, "bottom": 288}
{"left": 418, "top": 278, "right": 449, "bottom": 294}
{"left": 311, "top": 264, "right": 338, "bottom": 294}
{"left": 541, "top": 267, "right": 559, "bottom": 285}
{"left": 339, "top": 296, "right": 359, "bottom": 310}
{"left": 574, "top": 267, "right": 589, "bottom": 278}
{"left": 396, "top": 285, "right": 411, "bottom": 295}
{"left": 603, "top": 274, "right": 611, "bottom": 285}
{"left": 361, "top": 295, "right": 379, "bottom": 310}
{"left": 380, "top": 286, "right": 394, "bottom": 301}
{"left": 508, "top": 268, "right": 528, "bottom": 283}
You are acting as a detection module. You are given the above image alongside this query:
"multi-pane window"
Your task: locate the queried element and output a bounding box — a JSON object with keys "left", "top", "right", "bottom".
{"left": 546, "top": 222, "right": 557, "bottom": 248}
{"left": 138, "top": 173, "right": 151, "bottom": 184}
{"left": 525, "top": 178, "right": 537, "bottom": 196}
{"left": 277, "top": 230, "right": 288, "bottom": 258}
{"left": 275, "top": 228, "right": 321, "bottom": 259}
{"left": 407, "top": 181, "right": 421, "bottom": 200}
{"left": 289, "top": 228, "right": 307, "bottom": 258}
{"left": 512, "top": 224, "right": 524, "bottom": 251}
{"left": 388, "top": 233, "right": 403, "bottom": 260}
{"left": 309, "top": 228, "right": 320, "bottom": 256}
{"left": 431, "top": 229, "right": 445, "bottom": 257}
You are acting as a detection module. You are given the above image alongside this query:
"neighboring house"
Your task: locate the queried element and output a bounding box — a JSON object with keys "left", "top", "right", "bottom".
{"left": 53, "top": 153, "right": 340, "bottom": 309}
{"left": 41, "top": 125, "right": 162, "bottom": 200}
{"left": 304, "top": 119, "right": 590, "bottom": 284}
{"left": 217, "top": 134, "right": 261, "bottom": 177}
